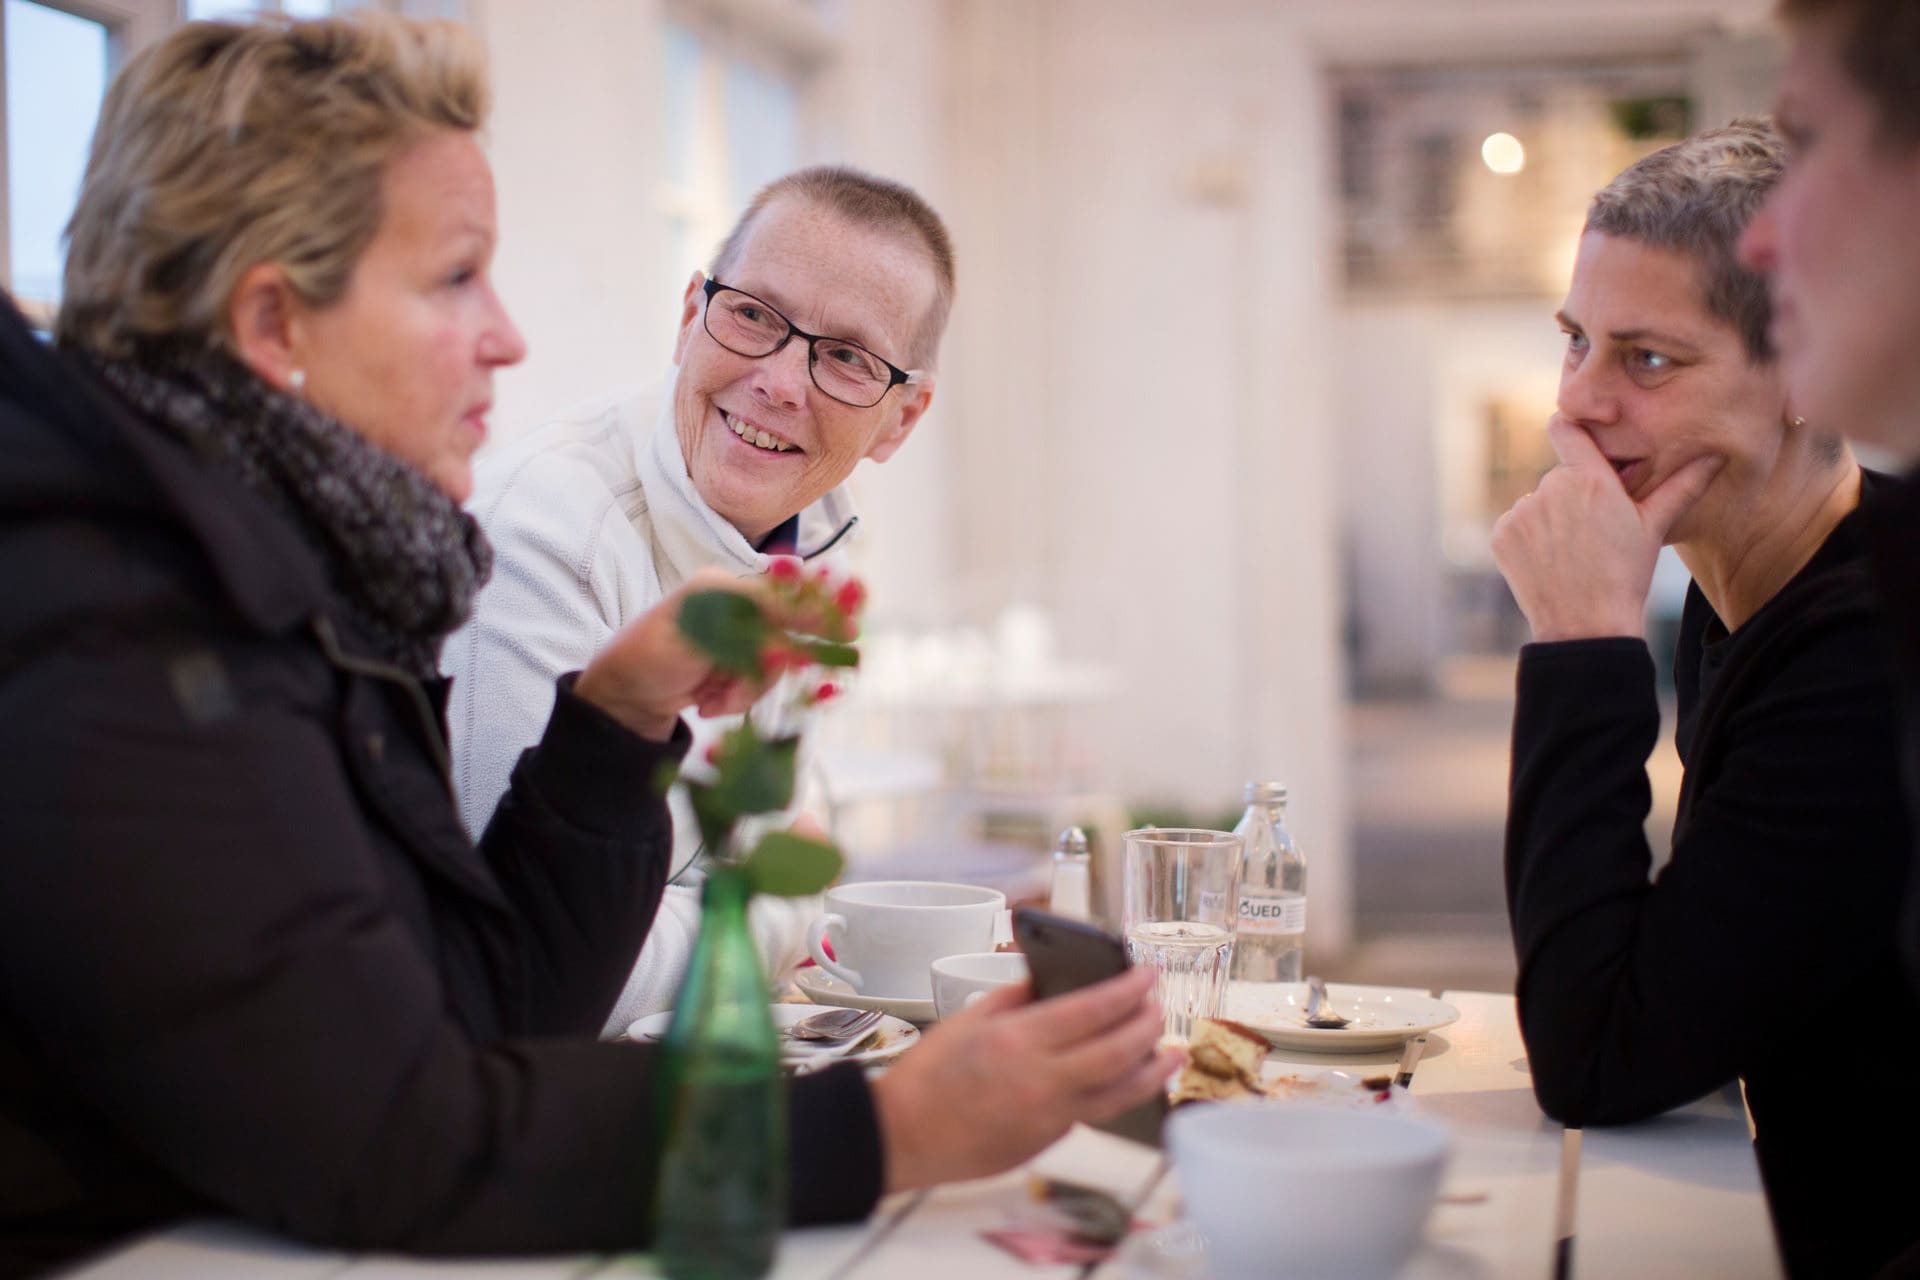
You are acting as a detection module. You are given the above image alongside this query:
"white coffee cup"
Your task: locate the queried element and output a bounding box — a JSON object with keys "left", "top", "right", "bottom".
{"left": 1167, "top": 1103, "right": 1450, "bottom": 1280}
{"left": 930, "top": 951, "right": 1029, "bottom": 1019}
{"left": 805, "top": 881, "right": 1007, "bottom": 999}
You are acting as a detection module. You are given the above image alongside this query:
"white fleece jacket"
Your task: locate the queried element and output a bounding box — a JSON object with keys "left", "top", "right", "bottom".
{"left": 445, "top": 383, "right": 853, "bottom": 1036}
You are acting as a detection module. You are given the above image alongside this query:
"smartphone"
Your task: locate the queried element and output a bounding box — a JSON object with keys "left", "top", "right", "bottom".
{"left": 1011, "top": 908, "right": 1170, "bottom": 1148}
{"left": 1015, "top": 908, "right": 1131, "bottom": 999}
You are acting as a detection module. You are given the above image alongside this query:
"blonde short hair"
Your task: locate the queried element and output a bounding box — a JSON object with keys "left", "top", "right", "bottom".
{"left": 710, "top": 165, "right": 956, "bottom": 369}
{"left": 1584, "top": 119, "right": 1784, "bottom": 362}
{"left": 57, "top": 14, "right": 488, "bottom": 360}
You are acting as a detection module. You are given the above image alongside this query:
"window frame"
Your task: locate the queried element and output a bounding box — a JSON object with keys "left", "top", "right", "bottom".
{"left": 657, "top": 0, "right": 835, "bottom": 279}
{"left": 0, "top": 0, "right": 170, "bottom": 326}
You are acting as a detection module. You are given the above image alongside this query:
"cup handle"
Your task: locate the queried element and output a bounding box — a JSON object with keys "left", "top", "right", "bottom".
{"left": 806, "top": 913, "right": 861, "bottom": 990}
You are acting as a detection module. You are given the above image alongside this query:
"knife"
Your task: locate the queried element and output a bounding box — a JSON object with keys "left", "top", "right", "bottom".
{"left": 1394, "top": 1034, "right": 1428, "bottom": 1088}
{"left": 1553, "top": 1128, "right": 1581, "bottom": 1279}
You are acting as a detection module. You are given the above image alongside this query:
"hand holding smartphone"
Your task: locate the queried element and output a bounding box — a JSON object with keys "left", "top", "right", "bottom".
{"left": 1011, "top": 907, "right": 1171, "bottom": 1148}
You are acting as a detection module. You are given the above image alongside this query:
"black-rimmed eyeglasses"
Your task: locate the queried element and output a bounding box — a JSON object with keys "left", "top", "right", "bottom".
{"left": 701, "top": 278, "right": 918, "bottom": 409}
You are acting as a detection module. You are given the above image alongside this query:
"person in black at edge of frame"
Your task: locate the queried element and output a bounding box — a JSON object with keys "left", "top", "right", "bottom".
{"left": 0, "top": 14, "right": 1179, "bottom": 1277}
{"left": 1494, "top": 117, "right": 1920, "bottom": 1278}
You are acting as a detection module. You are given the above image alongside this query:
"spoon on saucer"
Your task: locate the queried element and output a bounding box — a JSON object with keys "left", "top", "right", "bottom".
{"left": 1304, "top": 975, "right": 1353, "bottom": 1030}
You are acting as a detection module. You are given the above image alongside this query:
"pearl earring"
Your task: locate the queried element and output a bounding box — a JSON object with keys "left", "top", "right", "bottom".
{"left": 289, "top": 369, "right": 307, "bottom": 394}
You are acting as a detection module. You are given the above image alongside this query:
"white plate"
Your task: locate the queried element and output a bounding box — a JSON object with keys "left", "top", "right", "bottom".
{"left": 626, "top": 1003, "right": 920, "bottom": 1070}
{"left": 793, "top": 967, "right": 938, "bottom": 1025}
{"left": 1255, "top": 1066, "right": 1417, "bottom": 1112}
{"left": 1223, "top": 982, "right": 1459, "bottom": 1053}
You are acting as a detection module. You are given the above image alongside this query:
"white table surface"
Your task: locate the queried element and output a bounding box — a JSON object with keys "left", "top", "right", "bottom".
{"left": 62, "top": 988, "right": 1780, "bottom": 1280}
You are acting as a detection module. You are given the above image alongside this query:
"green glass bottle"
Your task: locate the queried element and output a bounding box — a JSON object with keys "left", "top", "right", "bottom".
{"left": 652, "top": 863, "right": 786, "bottom": 1280}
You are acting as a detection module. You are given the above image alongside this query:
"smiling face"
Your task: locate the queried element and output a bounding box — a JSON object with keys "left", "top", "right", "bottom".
{"left": 1556, "top": 232, "right": 1790, "bottom": 546}
{"left": 289, "top": 131, "right": 525, "bottom": 503}
{"left": 670, "top": 195, "right": 938, "bottom": 544}
{"left": 1737, "top": 15, "right": 1920, "bottom": 463}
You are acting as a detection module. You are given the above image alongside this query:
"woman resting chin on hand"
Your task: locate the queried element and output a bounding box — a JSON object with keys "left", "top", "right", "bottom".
{"left": 1491, "top": 118, "right": 1918, "bottom": 1279}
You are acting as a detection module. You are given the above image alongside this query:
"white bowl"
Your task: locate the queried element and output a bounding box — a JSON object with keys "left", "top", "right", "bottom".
{"left": 1167, "top": 1102, "right": 1450, "bottom": 1280}
{"left": 929, "top": 951, "right": 1028, "bottom": 1020}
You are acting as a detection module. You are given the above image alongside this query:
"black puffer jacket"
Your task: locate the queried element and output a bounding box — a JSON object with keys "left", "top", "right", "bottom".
{"left": 0, "top": 296, "right": 882, "bottom": 1276}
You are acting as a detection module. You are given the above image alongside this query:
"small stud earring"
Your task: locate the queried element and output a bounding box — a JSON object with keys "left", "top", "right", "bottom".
{"left": 289, "top": 369, "right": 307, "bottom": 394}
{"left": 1790, "top": 415, "right": 1806, "bottom": 428}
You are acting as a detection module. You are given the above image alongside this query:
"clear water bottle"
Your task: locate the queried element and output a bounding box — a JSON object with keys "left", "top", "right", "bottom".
{"left": 1048, "top": 826, "right": 1093, "bottom": 921}
{"left": 1230, "top": 782, "right": 1306, "bottom": 982}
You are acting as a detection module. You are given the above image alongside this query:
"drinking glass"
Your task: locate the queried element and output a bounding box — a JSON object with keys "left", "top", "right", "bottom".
{"left": 1122, "top": 828, "right": 1243, "bottom": 1041}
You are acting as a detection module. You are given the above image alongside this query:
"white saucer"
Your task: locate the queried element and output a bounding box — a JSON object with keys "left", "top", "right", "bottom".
{"left": 627, "top": 1003, "right": 920, "bottom": 1070}
{"left": 793, "top": 967, "right": 937, "bottom": 1025}
{"left": 1223, "top": 982, "right": 1460, "bottom": 1053}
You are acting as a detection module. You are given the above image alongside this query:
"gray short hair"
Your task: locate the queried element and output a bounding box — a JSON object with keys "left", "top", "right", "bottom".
{"left": 709, "top": 166, "right": 955, "bottom": 370}
{"left": 1584, "top": 118, "right": 1784, "bottom": 362}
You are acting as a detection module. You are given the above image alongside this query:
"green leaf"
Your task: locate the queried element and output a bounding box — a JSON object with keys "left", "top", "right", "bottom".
{"left": 677, "top": 590, "right": 770, "bottom": 676}
{"left": 788, "top": 636, "right": 861, "bottom": 669}
{"left": 685, "top": 779, "right": 737, "bottom": 855}
{"left": 709, "top": 733, "right": 798, "bottom": 816}
{"left": 740, "top": 831, "right": 844, "bottom": 897}
{"left": 652, "top": 758, "right": 682, "bottom": 797}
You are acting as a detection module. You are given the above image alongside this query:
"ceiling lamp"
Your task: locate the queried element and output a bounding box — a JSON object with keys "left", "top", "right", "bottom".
{"left": 1481, "top": 132, "right": 1526, "bottom": 175}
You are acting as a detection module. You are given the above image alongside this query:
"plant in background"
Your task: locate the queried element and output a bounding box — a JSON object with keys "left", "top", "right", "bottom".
{"left": 665, "top": 558, "right": 866, "bottom": 896}
{"left": 650, "top": 559, "right": 868, "bottom": 1280}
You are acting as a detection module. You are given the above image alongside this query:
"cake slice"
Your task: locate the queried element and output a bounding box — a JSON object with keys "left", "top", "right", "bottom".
{"left": 1170, "top": 1017, "right": 1271, "bottom": 1105}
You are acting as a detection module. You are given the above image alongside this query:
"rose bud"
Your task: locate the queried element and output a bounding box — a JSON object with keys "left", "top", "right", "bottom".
{"left": 834, "top": 579, "right": 867, "bottom": 616}
{"left": 766, "top": 556, "right": 802, "bottom": 583}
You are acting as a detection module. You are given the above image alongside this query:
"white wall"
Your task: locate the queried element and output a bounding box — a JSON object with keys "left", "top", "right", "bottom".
{"left": 1335, "top": 301, "right": 1566, "bottom": 690}
{"left": 938, "top": 0, "right": 1354, "bottom": 947}
{"left": 470, "top": 0, "right": 683, "bottom": 433}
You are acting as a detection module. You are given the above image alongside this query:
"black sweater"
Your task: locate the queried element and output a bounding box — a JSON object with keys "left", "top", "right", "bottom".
{"left": 1506, "top": 473, "right": 1920, "bottom": 1279}
{"left": 0, "top": 296, "right": 883, "bottom": 1276}
{"left": 1863, "top": 469, "right": 1920, "bottom": 993}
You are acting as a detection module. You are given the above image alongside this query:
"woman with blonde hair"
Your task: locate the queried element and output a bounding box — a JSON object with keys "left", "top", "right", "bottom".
{"left": 1494, "top": 118, "right": 1920, "bottom": 1277}
{"left": 0, "top": 15, "right": 1173, "bottom": 1275}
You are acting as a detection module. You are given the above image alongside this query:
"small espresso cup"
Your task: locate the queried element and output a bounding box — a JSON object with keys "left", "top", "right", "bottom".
{"left": 930, "top": 951, "right": 1030, "bottom": 1020}
{"left": 805, "top": 881, "right": 1007, "bottom": 999}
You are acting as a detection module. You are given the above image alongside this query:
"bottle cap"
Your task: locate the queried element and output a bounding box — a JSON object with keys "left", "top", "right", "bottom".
{"left": 1054, "top": 826, "right": 1090, "bottom": 858}
{"left": 1244, "top": 781, "right": 1289, "bottom": 805}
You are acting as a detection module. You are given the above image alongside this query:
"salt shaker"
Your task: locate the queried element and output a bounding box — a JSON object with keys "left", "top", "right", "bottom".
{"left": 1048, "top": 826, "right": 1093, "bottom": 920}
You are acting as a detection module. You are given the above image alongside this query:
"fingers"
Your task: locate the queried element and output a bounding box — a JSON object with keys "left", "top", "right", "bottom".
{"left": 1077, "top": 1045, "right": 1185, "bottom": 1120}
{"left": 1010, "top": 965, "right": 1157, "bottom": 1049}
{"left": 1545, "top": 416, "right": 1606, "bottom": 470}
{"left": 953, "top": 977, "right": 1034, "bottom": 1024}
{"left": 1637, "top": 453, "right": 1725, "bottom": 541}
{"left": 1048, "top": 997, "right": 1166, "bottom": 1086}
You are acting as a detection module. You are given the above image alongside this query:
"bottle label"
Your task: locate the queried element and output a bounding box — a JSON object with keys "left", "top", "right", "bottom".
{"left": 1238, "top": 893, "right": 1306, "bottom": 935}
{"left": 1198, "top": 889, "right": 1231, "bottom": 924}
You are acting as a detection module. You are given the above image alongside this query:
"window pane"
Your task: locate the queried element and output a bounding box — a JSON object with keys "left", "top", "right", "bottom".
{"left": 662, "top": 22, "right": 701, "bottom": 189}
{"left": 183, "top": 0, "right": 269, "bottom": 18}
{"left": 5, "top": 0, "right": 108, "bottom": 302}
{"left": 725, "top": 58, "right": 796, "bottom": 206}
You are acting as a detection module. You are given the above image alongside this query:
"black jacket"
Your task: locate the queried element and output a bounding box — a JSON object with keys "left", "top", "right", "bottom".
{"left": 1505, "top": 474, "right": 1920, "bottom": 1279}
{"left": 0, "top": 297, "right": 882, "bottom": 1276}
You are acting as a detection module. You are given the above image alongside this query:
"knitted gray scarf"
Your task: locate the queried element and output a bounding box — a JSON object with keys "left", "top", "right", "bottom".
{"left": 91, "top": 347, "right": 491, "bottom": 679}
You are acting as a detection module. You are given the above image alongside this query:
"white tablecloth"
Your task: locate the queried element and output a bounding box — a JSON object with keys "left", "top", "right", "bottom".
{"left": 64, "top": 989, "right": 1780, "bottom": 1280}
